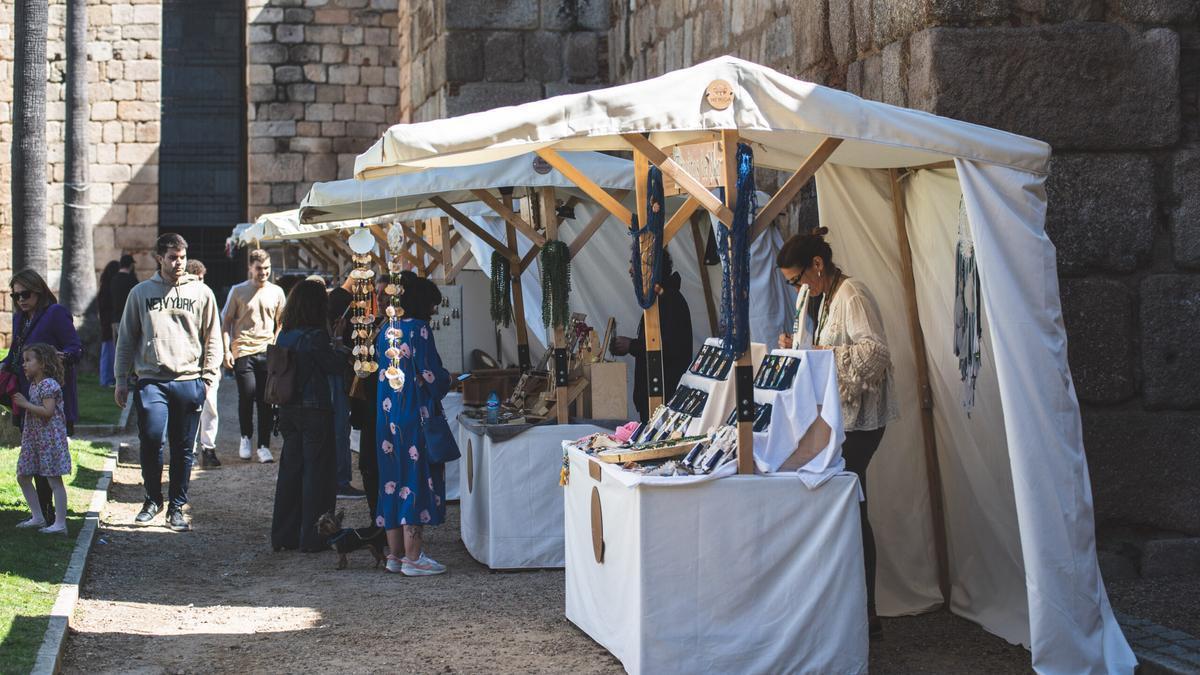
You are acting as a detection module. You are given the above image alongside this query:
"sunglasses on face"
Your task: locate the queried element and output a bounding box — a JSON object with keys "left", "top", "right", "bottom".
{"left": 10, "top": 290, "right": 35, "bottom": 302}
{"left": 785, "top": 270, "right": 807, "bottom": 288}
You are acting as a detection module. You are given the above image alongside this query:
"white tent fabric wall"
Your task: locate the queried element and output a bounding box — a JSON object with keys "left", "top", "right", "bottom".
{"left": 957, "top": 160, "right": 1134, "bottom": 672}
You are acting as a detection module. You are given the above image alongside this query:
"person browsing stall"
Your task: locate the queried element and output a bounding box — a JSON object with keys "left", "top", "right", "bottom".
{"left": 610, "top": 248, "right": 693, "bottom": 423}
{"left": 776, "top": 226, "right": 898, "bottom": 636}
{"left": 222, "top": 249, "right": 286, "bottom": 464}
{"left": 114, "top": 233, "right": 222, "bottom": 532}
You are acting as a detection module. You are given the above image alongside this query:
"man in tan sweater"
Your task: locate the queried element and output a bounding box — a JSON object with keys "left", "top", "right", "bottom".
{"left": 114, "top": 233, "right": 222, "bottom": 532}
{"left": 222, "top": 248, "right": 286, "bottom": 463}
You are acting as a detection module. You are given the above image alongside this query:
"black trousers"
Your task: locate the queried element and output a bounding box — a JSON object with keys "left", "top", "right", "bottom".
{"left": 272, "top": 407, "right": 337, "bottom": 552}
{"left": 352, "top": 392, "right": 379, "bottom": 523}
{"left": 844, "top": 426, "right": 886, "bottom": 616}
{"left": 234, "top": 353, "right": 273, "bottom": 448}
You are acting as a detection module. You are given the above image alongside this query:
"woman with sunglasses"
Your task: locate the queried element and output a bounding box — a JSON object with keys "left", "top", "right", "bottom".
{"left": 3, "top": 269, "right": 83, "bottom": 523}
{"left": 775, "top": 227, "right": 897, "bottom": 637}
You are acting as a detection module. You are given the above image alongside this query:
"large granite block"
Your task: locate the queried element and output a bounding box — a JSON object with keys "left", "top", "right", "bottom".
{"left": 1141, "top": 275, "right": 1200, "bottom": 409}
{"left": 1061, "top": 278, "right": 1137, "bottom": 404}
{"left": 908, "top": 25, "right": 1180, "bottom": 149}
{"left": 1172, "top": 149, "right": 1200, "bottom": 268}
{"left": 445, "top": 0, "right": 539, "bottom": 30}
{"left": 1044, "top": 153, "right": 1156, "bottom": 274}
{"left": 1083, "top": 410, "right": 1200, "bottom": 535}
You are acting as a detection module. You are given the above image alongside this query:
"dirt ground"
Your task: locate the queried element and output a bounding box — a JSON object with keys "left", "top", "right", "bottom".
{"left": 60, "top": 379, "right": 1038, "bottom": 674}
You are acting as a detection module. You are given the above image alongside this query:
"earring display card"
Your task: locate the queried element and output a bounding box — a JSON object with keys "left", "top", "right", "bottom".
{"left": 433, "top": 284, "right": 464, "bottom": 373}
{"left": 753, "top": 355, "right": 800, "bottom": 390}
{"left": 671, "top": 338, "right": 768, "bottom": 439}
{"left": 687, "top": 344, "right": 735, "bottom": 380}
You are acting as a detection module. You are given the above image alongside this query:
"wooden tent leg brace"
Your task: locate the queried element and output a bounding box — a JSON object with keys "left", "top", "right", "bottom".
{"left": 632, "top": 151, "right": 665, "bottom": 412}
{"left": 505, "top": 220, "right": 531, "bottom": 371}
{"left": 719, "top": 130, "right": 755, "bottom": 475}
{"left": 888, "top": 168, "right": 952, "bottom": 606}
{"left": 540, "top": 186, "right": 569, "bottom": 424}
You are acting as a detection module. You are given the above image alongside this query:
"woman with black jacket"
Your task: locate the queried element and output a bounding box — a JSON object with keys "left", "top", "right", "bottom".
{"left": 270, "top": 279, "right": 342, "bottom": 552}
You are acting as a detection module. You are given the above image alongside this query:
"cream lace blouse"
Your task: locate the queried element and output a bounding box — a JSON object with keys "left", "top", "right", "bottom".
{"left": 815, "top": 277, "right": 899, "bottom": 432}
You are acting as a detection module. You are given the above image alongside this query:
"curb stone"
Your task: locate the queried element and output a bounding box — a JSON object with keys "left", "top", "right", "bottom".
{"left": 1116, "top": 612, "right": 1200, "bottom": 675}
{"left": 30, "top": 446, "right": 118, "bottom": 675}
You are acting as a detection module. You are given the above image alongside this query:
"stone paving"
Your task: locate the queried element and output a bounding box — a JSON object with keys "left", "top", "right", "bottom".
{"left": 1118, "top": 612, "right": 1200, "bottom": 674}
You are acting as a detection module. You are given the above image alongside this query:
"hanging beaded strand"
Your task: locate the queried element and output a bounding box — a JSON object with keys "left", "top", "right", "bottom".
{"left": 350, "top": 253, "right": 378, "bottom": 377}
{"left": 383, "top": 227, "right": 406, "bottom": 392}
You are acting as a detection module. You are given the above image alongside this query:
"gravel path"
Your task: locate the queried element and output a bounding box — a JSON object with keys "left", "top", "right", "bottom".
{"left": 61, "top": 379, "right": 1036, "bottom": 673}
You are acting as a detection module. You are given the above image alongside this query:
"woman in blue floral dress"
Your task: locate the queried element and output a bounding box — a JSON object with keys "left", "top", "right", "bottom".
{"left": 376, "top": 273, "right": 450, "bottom": 576}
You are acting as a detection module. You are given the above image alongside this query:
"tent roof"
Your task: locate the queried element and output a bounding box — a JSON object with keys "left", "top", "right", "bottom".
{"left": 354, "top": 56, "right": 1050, "bottom": 180}
{"left": 302, "top": 151, "right": 634, "bottom": 225}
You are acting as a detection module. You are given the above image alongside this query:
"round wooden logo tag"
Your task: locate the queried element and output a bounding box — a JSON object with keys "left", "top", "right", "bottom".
{"left": 705, "top": 79, "right": 734, "bottom": 110}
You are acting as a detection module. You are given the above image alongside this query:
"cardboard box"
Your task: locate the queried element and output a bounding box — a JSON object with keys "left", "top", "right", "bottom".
{"left": 584, "top": 361, "right": 628, "bottom": 420}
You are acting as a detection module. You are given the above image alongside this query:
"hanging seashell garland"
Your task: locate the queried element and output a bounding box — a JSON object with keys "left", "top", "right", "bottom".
{"left": 350, "top": 253, "right": 378, "bottom": 377}
{"left": 383, "top": 252, "right": 407, "bottom": 391}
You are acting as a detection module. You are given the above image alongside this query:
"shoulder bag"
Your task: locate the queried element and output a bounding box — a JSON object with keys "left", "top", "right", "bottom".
{"left": 420, "top": 384, "right": 460, "bottom": 464}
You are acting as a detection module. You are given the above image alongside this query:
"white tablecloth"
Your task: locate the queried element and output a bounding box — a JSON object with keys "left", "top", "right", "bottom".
{"left": 565, "top": 447, "right": 868, "bottom": 675}
{"left": 457, "top": 422, "right": 606, "bottom": 569}
{"left": 753, "top": 349, "right": 846, "bottom": 488}
{"left": 442, "top": 393, "right": 464, "bottom": 500}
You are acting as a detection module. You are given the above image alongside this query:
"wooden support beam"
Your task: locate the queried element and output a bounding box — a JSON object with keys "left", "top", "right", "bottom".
{"left": 446, "top": 250, "right": 472, "bottom": 283}
{"left": 888, "top": 168, "right": 952, "bottom": 606}
{"left": 568, "top": 203, "right": 612, "bottom": 259}
{"left": 518, "top": 245, "right": 540, "bottom": 274}
{"left": 663, "top": 196, "right": 701, "bottom": 245}
{"left": 535, "top": 148, "right": 633, "bottom": 225}
{"left": 751, "top": 137, "right": 843, "bottom": 242}
{"left": 718, "top": 130, "right": 755, "bottom": 476}
{"left": 539, "top": 186, "right": 569, "bottom": 424}
{"left": 431, "top": 196, "right": 513, "bottom": 259}
{"left": 438, "top": 218, "right": 454, "bottom": 284}
{"left": 504, "top": 199, "right": 532, "bottom": 371}
{"left": 299, "top": 240, "right": 336, "bottom": 271}
{"left": 622, "top": 132, "right": 736, "bottom": 227}
{"left": 689, "top": 213, "right": 719, "bottom": 336}
{"left": 632, "top": 149, "right": 665, "bottom": 413}
{"left": 472, "top": 188, "right": 548, "bottom": 247}
{"left": 400, "top": 222, "right": 440, "bottom": 260}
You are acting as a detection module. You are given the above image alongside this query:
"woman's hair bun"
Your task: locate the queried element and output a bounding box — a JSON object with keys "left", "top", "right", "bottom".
{"left": 811, "top": 226, "right": 830, "bottom": 237}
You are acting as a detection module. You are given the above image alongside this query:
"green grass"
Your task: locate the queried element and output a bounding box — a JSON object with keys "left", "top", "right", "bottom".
{"left": 0, "top": 440, "right": 111, "bottom": 674}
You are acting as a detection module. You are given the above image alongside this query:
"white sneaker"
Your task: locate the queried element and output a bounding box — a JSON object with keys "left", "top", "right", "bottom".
{"left": 256, "top": 446, "right": 274, "bottom": 463}
{"left": 385, "top": 555, "right": 404, "bottom": 574}
{"left": 16, "top": 518, "right": 46, "bottom": 529}
{"left": 39, "top": 523, "right": 67, "bottom": 535}
{"left": 401, "top": 553, "right": 446, "bottom": 576}
{"left": 238, "top": 437, "right": 252, "bottom": 460}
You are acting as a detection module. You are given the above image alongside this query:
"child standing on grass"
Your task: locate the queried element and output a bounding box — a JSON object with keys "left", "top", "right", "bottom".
{"left": 13, "top": 343, "right": 71, "bottom": 535}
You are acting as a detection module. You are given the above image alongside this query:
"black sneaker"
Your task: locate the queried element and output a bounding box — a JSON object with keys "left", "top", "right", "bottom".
{"left": 199, "top": 447, "right": 221, "bottom": 468}
{"left": 166, "top": 508, "right": 191, "bottom": 532}
{"left": 336, "top": 485, "right": 366, "bottom": 500}
{"left": 135, "top": 499, "right": 161, "bottom": 524}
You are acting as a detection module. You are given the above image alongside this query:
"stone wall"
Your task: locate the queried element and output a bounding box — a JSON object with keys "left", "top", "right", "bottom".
{"left": 609, "top": 0, "right": 1200, "bottom": 536}
{"left": 401, "top": 0, "right": 609, "bottom": 121}
{"left": 0, "top": 0, "right": 164, "bottom": 342}
{"left": 246, "top": 0, "right": 402, "bottom": 220}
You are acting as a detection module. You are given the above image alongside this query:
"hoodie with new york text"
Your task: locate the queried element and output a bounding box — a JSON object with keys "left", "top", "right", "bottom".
{"left": 114, "top": 272, "right": 222, "bottom": 385}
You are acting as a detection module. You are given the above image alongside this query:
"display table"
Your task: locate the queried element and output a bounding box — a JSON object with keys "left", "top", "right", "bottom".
{"left": 564, "top": 447, "right": 868, "bottom": 674}
{"left": 457, "top": 417, "right": 611, "bottom": 569}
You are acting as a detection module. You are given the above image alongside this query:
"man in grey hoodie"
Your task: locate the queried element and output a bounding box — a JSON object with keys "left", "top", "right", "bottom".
{"left": 115, "top": 233, "right": 222, "bottom": 532}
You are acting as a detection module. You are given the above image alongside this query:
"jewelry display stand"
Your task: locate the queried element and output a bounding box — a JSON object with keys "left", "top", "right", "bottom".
{"left": 649, "top": 338, "right": 767, "bottom": 439}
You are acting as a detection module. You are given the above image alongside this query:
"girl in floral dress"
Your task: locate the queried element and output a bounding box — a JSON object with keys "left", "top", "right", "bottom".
{"left": 13, "top": 343, "right": 72, "bottom": 534}
{"left": 376, "top": 273, "right": 450, "bottom": 576}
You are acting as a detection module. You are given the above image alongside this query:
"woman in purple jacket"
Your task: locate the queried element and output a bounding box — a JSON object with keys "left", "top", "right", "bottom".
{"left": 4, "top": 269, "right": 82, "bottom": 522}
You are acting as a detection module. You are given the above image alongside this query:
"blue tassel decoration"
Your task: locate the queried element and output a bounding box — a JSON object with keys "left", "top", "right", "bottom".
{"left": 630, "top": 166, "right": 666, "bottom": 310}
{"left": 717, "top": 143, "right": 756, "bottom": 358}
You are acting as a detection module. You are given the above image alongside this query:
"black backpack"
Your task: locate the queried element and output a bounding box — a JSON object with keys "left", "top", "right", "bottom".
{"left": 265, "top": 341, "right": 303, "bottom": 406}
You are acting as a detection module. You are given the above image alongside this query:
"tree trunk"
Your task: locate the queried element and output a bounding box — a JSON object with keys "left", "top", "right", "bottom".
{"left": 61, "top": 0, "right": 95, "bottom": 319}
{"left": 11, "top": 0, "right": 49, "bottom": 275}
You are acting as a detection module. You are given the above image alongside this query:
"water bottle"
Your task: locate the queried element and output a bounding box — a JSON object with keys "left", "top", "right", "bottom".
{"left": 486, "top": 391, "right": 500, "bottom": 425}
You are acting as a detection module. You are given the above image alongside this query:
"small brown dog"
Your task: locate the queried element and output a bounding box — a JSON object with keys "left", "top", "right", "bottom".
{"left": 315, "top": 509, "right": 387, "bottom": 570}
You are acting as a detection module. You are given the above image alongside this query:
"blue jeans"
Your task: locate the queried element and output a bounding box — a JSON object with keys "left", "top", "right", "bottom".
{"left": 329, "top": 374, "right": 351, "bottom": 487}
{"left": 99, "top": 340, "right": 115, "bottom": 386}
{"left": 135, "top": 379, "right": 206, "bottom": 509}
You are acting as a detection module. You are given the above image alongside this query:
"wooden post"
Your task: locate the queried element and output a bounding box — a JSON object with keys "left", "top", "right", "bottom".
{"left": 437, "top": 217, "right": 453, "bottom": 284}
{"left": 632, "top": 150, "right": 665, "bottom": 413}
{"left": 506, "top": 212, "right": 531, "bottom": 371}
{"left": 539, "top": 186, "right": 569, "bottom": 424}
{"left": 888, "top": 168, "right": 952, "bottom": 606}
{"left": 689, "top": 212, "right": 719, "bottom": 336}
{"left": 720, "top": 130, "right": 755, "bottom": 475}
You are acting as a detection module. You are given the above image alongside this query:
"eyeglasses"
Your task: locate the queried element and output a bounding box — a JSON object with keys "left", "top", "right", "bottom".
{"left": 10, "top": 290, "right": 34, "bottom": 302}
{"left": 785, "top": 269, "right": 807, "bottom": 288}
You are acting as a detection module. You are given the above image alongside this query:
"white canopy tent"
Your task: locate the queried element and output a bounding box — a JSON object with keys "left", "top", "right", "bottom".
{"left": 352, "top": 56, "right": 1133, "bottom": 674}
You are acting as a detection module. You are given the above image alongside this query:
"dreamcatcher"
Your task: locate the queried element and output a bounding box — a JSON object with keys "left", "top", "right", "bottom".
{"left": 954, "top": 197, "right": 982, "bottom": 412}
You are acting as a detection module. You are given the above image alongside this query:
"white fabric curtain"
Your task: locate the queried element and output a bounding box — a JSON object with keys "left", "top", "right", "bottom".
{"left": 957, "top": 160, "right": 1135, "bottom": 674}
